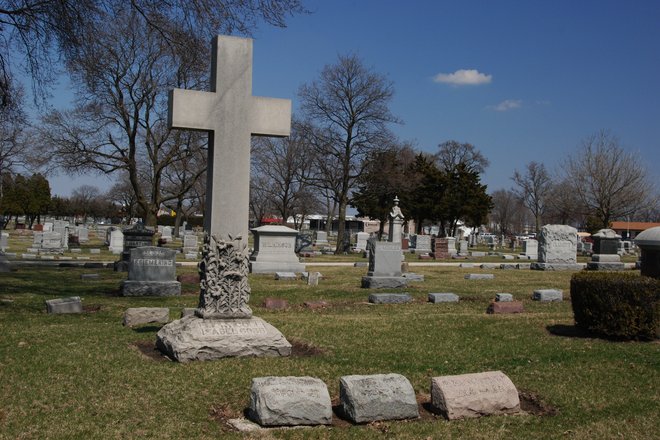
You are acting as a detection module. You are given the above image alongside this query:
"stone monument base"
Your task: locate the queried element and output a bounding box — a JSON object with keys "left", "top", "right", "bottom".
{"left": 530, "top": 263, "right": 583, "bottom": 271}
{"left": 361, "top": 276, "right": 408, "bottom": 289}
{"left": 249, "top": 260, "right": 305, "bottom": 274}
{"left": 156, "top": 315, "right": 291, "bottom": 362}
{"left": 121, "top": 280, "right": 181, "bottom": 296}
{"left": 586, "top": 262, "right": 625, "bottom": 271}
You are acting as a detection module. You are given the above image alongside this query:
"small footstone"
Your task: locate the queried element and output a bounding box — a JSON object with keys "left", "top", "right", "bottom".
{"left": 431, "top": 371, "right": 520, "bottom": 420}
{"left": 156, "top": 316, "right": 292, "bottom": 362}
{"left": 429, "top": 293, "right": 459, "bottom": 303}
{"left": 275, "top": 272, "right": 297, "bottom": 280}
{"left": 340, "top": 373, "right": 419, "bottom": 423}
{"left": 459, "top": 263, "right": 474, "bottom": 268}
{"left": 353, "top": 262, "right": 369, "bottom": 267}
{"left": 500, "top": 264, "right": 517, "bottom": 270}
{"left": 516, "top": 263, "right": 531, "bottom": 270}
{"left": 368, "top": 293, "right": 412, "bottom": 304}
{"left": 249, "top": 376, "right": 332, "bottom": 426}
{"left": 465, "top": 274, "right": 494, "bottom": 280}
{"left": 495, "top": 293, "right": 513, "bottom": 302}
{"left": 487, "top": 301, "right": 524, "bottom": 314}
{"left": 123, "top": 307, "right": 169, "bottom": 327}
{"left": 471, "top": 251, "right": 486, "bottom": 257}
{"left": 480, "top": 263, "right": 497, "bottom": 269}
{"left": 46, "top": 297, "right": 82, "bottom": 314}
{"left": 80, "top": 273, "right": 99, "bottom": 281}
{"left": 532, "top": 289, "right": 563, "bottom": 302}
{"left": 402, "top": 273, "right": 424, "bottom": 281}
{"left": 263, "top": 297, "right": 288, "bottom": 310}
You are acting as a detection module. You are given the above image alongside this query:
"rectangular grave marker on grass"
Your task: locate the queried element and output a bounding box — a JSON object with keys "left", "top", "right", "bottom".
{"left": 340, "top": 374, "right": 419, "bottom": 423}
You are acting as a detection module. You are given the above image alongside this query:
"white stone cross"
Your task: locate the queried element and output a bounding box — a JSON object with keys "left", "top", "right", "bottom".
{"left": 168, "top": 35, "right": 291, "bottom": 242}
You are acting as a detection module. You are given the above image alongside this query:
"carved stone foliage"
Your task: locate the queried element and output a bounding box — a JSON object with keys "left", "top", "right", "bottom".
{"left": 197, "top": 233, "right": 252, "bottom": 319}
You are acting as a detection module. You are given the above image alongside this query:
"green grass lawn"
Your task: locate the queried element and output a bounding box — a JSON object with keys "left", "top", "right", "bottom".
{"left": 0, "top": 262, "right": 657, "bottom": 439}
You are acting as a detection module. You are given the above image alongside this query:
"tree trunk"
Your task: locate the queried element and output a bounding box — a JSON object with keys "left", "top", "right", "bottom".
{"left": 335, "top": 197, "right": 347, "bottom": 254}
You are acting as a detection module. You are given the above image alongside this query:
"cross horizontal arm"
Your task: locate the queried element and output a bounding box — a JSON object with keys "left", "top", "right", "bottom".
{"left": 251, "top": 97, "right": 292, "bottom": 137}
{"left": 168, "top": 89, "right": 219, "bottom": 131}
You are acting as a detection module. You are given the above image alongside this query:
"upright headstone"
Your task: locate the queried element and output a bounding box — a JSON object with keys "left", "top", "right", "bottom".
{"left": 76, "top": 226, "right": 89, "bottom": 243}
{"left": 0, "top": 232, "right": 8, "bottom": 251}
{"left": 587, "top": 229, "right": 624, "bottom": 271}
{"left": 160, "top": 226, "right": 173, "bottom": 243}
{"left": 182, "top": 234, "right": 199, "bottom": 257}
{"left": 314, "top": 230, "right": 329, "bottom": 247}
{"left": 108, "top": 228, "right": 124, "bottom": 254}
{"left": 121, "top": 246, "right": 181, "bottom": 296}
{"left": 40, "top": 231, "right": 64, "bottom": 253}
{"left": 388, "top": 196, "right": 404, "bottom": 245}
{"left": 521, "top": 239, "right": 538, "bottom": 259}
{"left": 355, "top": 232, "right": 370, "bottom": 252}
{"left": 433, "top": 237, "right": 450, "bottom": 259}
{"left": 447, "top": 237, "right": 457, "bottom": 256}
{"left": 116, "top": 223, "right": 154, "bottom": 270}
{"left": 415, "top": 235, "right": 432, "bottom": 254}
{"left": 634, "top": 226, "right": 660, "bottom": 279}
{"left": 361, "top": 239, "right": 407, "bottom": 288}
{"left": 531, "top": 225, "right": 581, "bottom": 271}
{"left": 458, "top": 240, "right": 469, "bottom": 256}
{"left": 156, "top": 35, "right": 292, "bottom": 361}
{"left": 250, "top": 225, "right": 305, "bottom": 273}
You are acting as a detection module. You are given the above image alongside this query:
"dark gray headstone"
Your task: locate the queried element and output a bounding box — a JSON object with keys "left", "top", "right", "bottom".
{"left": 340, "top": 373, "right": 419, "bottom": 423}
{"left": 46, "top": 297, "right": 82, "bottom": 314}
{"left": 368, "top": 293, "right": 412, "bottom": 304}
{"left": 127, "top": 247, "right": 177, "bottom": 281}
{"left": 428, "top": 293, "right": 459, "bottom": 303}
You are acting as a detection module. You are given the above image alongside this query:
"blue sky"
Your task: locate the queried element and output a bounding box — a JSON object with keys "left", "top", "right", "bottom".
{"left": 49, "top": 0, "right": 660, "bottom": 196}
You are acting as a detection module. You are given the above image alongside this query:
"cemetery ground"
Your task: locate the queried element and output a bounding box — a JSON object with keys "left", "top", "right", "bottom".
{"left": 1, "top": 262, "right": 658, "bottom": 439}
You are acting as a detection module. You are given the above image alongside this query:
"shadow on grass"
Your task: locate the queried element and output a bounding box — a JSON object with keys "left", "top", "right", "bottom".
{"left": 546, "top": 324, "right": 595, "bottom": 339}
{"left": 132, "top": 325, "right": 164, "bottom": 333}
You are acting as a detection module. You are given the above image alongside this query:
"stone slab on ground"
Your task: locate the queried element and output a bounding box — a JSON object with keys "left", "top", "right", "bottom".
{"left": 428, "top": 293, "right": 459, "bottom": 303}
{"left": 431, "top": 371, "right": 520, "bottom": 420}
{"left": 465, "top": 274, "right": 495, "bottom": 280}
{"left": 516, "top": 263, "right": 531, "bottom": 270}
{"left": 500, "top": 264, "right": 517, "bottom": 270}
{"left": 275, "top": 272, "right": 297, "bottom": 280}
{"left": 471, "top": 251, "right": 487, "bottom": 257}
{"left": 479, "top": 263, "right": 497, "bottom": 269}
{"left": 532, "top": 289, "right": 563, "bottom": 302}
{"left": 340, "top": 373, "right": 419, "bottom": 423}
{"left": 249, "top": 376, "right": 332, "bottom": 426}
{"left": 487, "top": 301, "right": 524, "bottom": 314}
{"left": 402, "top": 272, "right": 424, "bottom": 282}
{"left": 361, "top": 276, "right": 408, "bottom": 289}
{"left": 353, "top": 262, "right": 369, "bottom": 267}
{"left": 459, "top": 263, "right": 474, "bottom": 268}
{"left": 80, "top": 273, "right": 99, "bottom": 281}
{"left": 586, "top": 261, "right": 626, "bottom": 271}
{"left": 180, "top": 307, "right": 196, "bottom": 318}
{"left": 120, "top": 280, "right": 181, "bottom": 297}
{"left": 123, "top": 307, "right": 170, "bottom": 327}
{"left": 156, "top": 316, "right": 292, "bottom": 362}
{"left": 530, "top": 262, "right": 583, "bottom": 271}
{"left": 495, "top": 293, "right": 513, "bottom": 302}
{"left": 263, "top": 298, "right": 288, "bottom": 310}
{"left": 368, "top": 293, "right": 412, "bottom": 304}
{"left": 46, "top": 297, "right": 82, "bottom": 314}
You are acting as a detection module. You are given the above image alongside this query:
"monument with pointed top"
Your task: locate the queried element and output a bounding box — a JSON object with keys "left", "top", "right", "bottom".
{"left": 156, "top": 35, "right": 292, "bottom": 361}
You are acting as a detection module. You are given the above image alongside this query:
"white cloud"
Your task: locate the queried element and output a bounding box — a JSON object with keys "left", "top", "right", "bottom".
{"left": 489, "top": 99, "right": 522, "bottom": 112}
{"left": 433, "top": 69, "right": 492, "bottom": 86}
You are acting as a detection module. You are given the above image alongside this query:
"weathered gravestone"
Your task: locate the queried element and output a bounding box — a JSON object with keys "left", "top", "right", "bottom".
{"left": 340, "top": 374, "right": 419, "bottom": 423}
{"left": 45, "top": 297, "right": 82, "bottom": 314}
{"left": 414, "top": 234, "right": 432, "bottom": 254}
{"left": 249, "top": 376, "right": 332, "bottom": 427}
{"left": 428, "top": 293, "right": 459, "bottom": 303}
{"left": 521, "top": 239, "right": 538, "bottom": 260}
{"left": 635, "top": 226, "right": 660, "bottom": 279}
{"left": 116, "top": 222, "right": 154, "bottom": 271}
{"left": 361, "top": 239, "right": 407, "bottom": 288}
{"left": 182, "top": 234, "right": 199, "bottom": 257}
{"left": 121, "top": 247, "right": 181, "bottom": 296}
{"left": 531, "top": 224, "right": 582, "bottom": 271}
{"left": 108, "top": 228, "right": 124, "bottom": 254}
{"left": 433, "top": 237, "right": 451, "bottom": 259}
{"left": 160, "top": 226, "right": 173, "bottom": 243}
{"left": 0, "top": 232, "right": 8, "bottom": 251}
{"left": 587, "top": 228, "right": 624, "bottom": 271}
{"left": 431, "top": 371, "right": 520, "bottom": 419}
{"left": 123, "top": 307, "right": 170, "bottom": 327}
{"left": 354, "top": 232, "right": 370, "bottom": 252}
{"left": 314, "top": 230, "right": 329, "bottom": 246}
{"left": 458, "top": 239, "right": 469, "bottom": 256}
{"left": 156, "top": 35, "right": 292, "bottom": 361}
{"left": 249, "top": 225, "right": 305, "bottom": 273}
{"left": 295, "top": 232, "right": 313, "bottom": 253}
{"left": 368, "top": 293, "right": 412, "bottom": 304}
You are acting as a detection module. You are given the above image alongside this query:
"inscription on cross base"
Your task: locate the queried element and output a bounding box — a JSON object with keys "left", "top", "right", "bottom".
{"left": 168, "top": 35, "right": 291, "bottom": 242}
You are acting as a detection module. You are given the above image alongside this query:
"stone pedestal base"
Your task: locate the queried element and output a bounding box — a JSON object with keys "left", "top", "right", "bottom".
{"left": 530, "top": 263, "right": 583, "bottom": 271}
{"left": 121, "top": 280, "right": 181, "bottom": 296}
{"left": 249, "top": 260, "right": 305, "bottom": 274}
{"left": 156, "top": 316, "right": 291, "bottom": 362}
{"left": 586, "top": 262, "right": 625, "bottom": 271}
{"left": 361, "top": 276, "right": 408, "bottom": 289}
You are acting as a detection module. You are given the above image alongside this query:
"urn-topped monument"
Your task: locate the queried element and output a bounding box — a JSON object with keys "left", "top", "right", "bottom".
{"left": 156, "top": 35, "right": 292, "bottom": 361}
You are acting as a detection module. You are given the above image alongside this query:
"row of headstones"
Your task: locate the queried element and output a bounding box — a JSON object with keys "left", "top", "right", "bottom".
{"left": 108, "top": 226, "right": 199, "bottom": 258}
{"left": 248, "top": 370, "right": 520, "bottom": 427}
{"left": 369, "top": 289, "right": 562, "bottom": 304}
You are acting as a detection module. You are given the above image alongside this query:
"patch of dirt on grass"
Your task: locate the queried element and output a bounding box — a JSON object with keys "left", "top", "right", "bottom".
{"left": 83, "top": 304, "right": 101, "bottom": 313}
{"left": 130, "top": 340, "right": 170, "bottom": 362}
{"left": 290, "top": 338, "right": 328, "bottom": 357}
{"left": 519, "top": 390, "right": 558, "bottom": 416}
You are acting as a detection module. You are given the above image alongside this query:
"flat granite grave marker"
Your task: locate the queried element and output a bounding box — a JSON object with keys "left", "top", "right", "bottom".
{"left": 46, "top": 297, "right": 82, "bottom": 314}
{"left": 495, "top": 293, "right": 513, "bottom": 302}
{"left": 249, "top": 376, "right": 332, "bottom": 427}
{"left": 123, "top": 307, "right": 170, "bottom": 327}
{"left": 156, "top": 35, "right": 292, "bottom": 361}
{"left": 429, "top": 293, "right": 459, "bottom": 303}
{"left": 431, "top": 371, "right": 520, "bottom": 419}
{"left": 487, "top": 301, "right": 524, "bottom": 314}
{"left": 532, "top": 289, "right": 563, "bottom": 301}
{"left": 465, "top": 273, "right": 495, "bottom": 280}
{"left": 340, "top": 373, "right": 419, "bottom": 423}
{"left": 368, "top": 293, "right": 412, "bottom": 304}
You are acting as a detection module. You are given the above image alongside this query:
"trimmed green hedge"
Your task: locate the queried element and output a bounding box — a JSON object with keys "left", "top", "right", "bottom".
{"left": 570, "top": 272, "right": 660, "bottom": 340}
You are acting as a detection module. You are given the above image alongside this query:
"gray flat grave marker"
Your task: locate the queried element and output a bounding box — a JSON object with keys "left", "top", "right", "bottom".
{"left": 123, "top": 307, "right": 170, "bottom": 327}
{"left": 249, "top": 376, "right": 332, "bottom": 426}
{"left": 532, "top": 289, "right": 563, "bottom": 302}
{"left": 340, "top": 373, "right": 419, "bottom": 423}
{"left": 275, "top": 272, "right": 297, "bottom": 280}
{"left": 46, "top": 297, "right": 82, "bottom": 314}
{"left": 495, "top": 293, "right": 513, "bottom": 302}
{"left": 465, "top": 273, "right": 495, "bottom": 280}
{"left": 368, "top": 293, "right": 412, "bottom": 304}
{"left": 428, "top": 293, "right": 459, "bottom": 303}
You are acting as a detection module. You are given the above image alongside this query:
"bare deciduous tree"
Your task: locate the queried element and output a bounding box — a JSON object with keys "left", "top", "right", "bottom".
{"left": 435, "top": 140, "right": 490, "bottom": 175}
{"left": 564, "top": 130, "right": 656, "bottom": 228}
{"left": 299, "top": 54, "right": 400, "bottom": 253}
{"left": 511, "top": 161, "right": 553, "bottom": 232}
{"left": 490, "top": 189, "right": 519, "bottom": 236}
